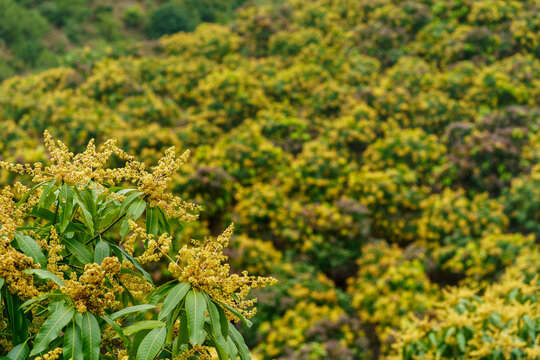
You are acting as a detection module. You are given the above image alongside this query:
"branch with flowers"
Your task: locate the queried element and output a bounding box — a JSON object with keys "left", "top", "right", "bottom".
{"left": 0, "top": 131, "right": 276, "bottom": 360}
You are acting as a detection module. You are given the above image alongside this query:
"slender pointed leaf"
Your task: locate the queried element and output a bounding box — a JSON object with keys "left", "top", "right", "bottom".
{"left": 63, "top": 237, "right": 93, "bottom": 264}
{"left": 158, "top": 283, "right": 190, "bottom": 321}
{"left": 122, "top": 321, "right": 164, "bottom": 337}
{"left": 110, "top": 305, "right": 156, "bottom": 321}
{"left": 23, "top": 269, "right": 65, "bottom": 287}
{"left": 76, "top": 312, "right": 100, "bottom": 360}
{"left": 59, "top": 184, "right": 74, "bottom": 233}
{"left": 228, "top": 323, "right": 251, "bottom": 360}
{"left": 186, "top": 290, "right": 207, "bottom": 345}
{"left": 7, "top": 341, "right": 29, "bottom": 360}
{"left": 94, "top": 240, "right": 110, "bottom": 265}
{"left": 14, "top": 232, "right": 47, "bottom": 269}
{"left": 30, "top": 304, "right": 75, "bottom": 356}
{"left": 63, "top": 322, "right": 83, "bottom": 360}
{"left": 136, "top": 327, "right": 166, "bottom": 360}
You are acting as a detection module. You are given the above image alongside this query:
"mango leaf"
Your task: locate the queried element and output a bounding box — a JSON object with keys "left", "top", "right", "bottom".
{"left": 17, "top": 181, "right": 49, "bottom": 206}
{"left": 119, "top": 191, "right": 144, "bottom": 214}
{"left": 5, "top": 291, "right": 29, "bottom": 344}
{"left": 63, "top": 321, "right": 83, "bottom": 360}
{"left": 76, "top": 312, "right": 100, "bottom": 360}
{"left": 94, "top": 240, "right": 110, "bottom": 265}
{"left": 146, "top": 207, "right": 159, "bottom": 235}
{"left": 185, "top": 290, "right": 207, "bottom": 345}
{"left": 98, "top": 206, "right": 120, "bottom": 230}
{"left": 14, "top": 232, "right": 47, "bottom": 269}
{"left": 218, "top": 302, "right": 252, "bottom": 328}
{"left": 59, "top": 184, "right": 74, "bottom": 233}
{"left": 110, "top": 305, "right": 156, "bottom": 321}
{"left": 205, "top": 296, "right": 222, "bottom": 339}
{"left": 457, "top": 330, "right": 467, "bottom": 353}
{"left": 226, "top": 336, "right": 238, "bottom": 360}
{"left": 122, "top": 321, "right": 165, "bottom": 337}
{"left": 7, "top": 341, "right": 29, "bottom": 360}
{"left": 38, "top": 180, "right": 58, "bottom": 209}
{"left": 127, "top": 198, "right": 147, "bottom": 221}
{"left": 156, "top": 207, "right": 171, "bottom": 235}
{"left": 158, "top": 282, "right": 191, "bottom": 321}
{"left": 216, "top": 303, "right": 229, "bottom": 339}
{"left": 110, "top": 244, "right": 153, "bottom": 284}
{"left": 136, "top": 327, "right": 166, "bottom": 360}
{"left": 30, "top": 304, "right": 75, "bottom": 356}
{"left": 75, "top": 199, "right": 94, "bottom": 235}
{"left": 102, "top": 315, "right": 130, "bottom": 345}
{"left": 23, "top": 269, "right": 65, "bottom": 287}
{"left": 228, "top": 323, "right": 251, "bottom": 360}
{"left": 63, "top": 237, "right": 93, "bottom": 264}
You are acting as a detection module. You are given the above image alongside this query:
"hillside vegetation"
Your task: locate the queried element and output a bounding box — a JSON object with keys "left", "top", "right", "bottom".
{"left": 1, "top": 0, "right": 540, "bottom": 359}
{"left": 0, "top": 0, "right": 247, "bottom": 80}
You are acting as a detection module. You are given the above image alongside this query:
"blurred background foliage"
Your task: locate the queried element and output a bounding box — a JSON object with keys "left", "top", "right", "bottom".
{"left": 1, "top": 0, "right": 540, "bottom": 359}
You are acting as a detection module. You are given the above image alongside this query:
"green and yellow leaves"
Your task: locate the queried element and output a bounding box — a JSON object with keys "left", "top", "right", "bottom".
{"left": 76, "top": 312, "right": 101, "bottom": 360}
{"left": 158, "top": 282, "right": 191, "bottom": 321}
{"left": 185, "top": 290, "right": 207, "bottom": 345}
{"left": 136, "top": 327, "right": 166, "bottom": 360}
{"left": 31, "top": 303, "right": 75, "bottom": 356}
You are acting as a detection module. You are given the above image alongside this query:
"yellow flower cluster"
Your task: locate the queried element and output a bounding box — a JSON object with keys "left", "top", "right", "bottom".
{"left": 170, "top": 224, "right": 276, "bottom": 320}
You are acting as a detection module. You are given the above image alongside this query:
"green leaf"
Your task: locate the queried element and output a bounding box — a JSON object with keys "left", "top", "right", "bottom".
{"left": 63, "top": 237, "right": 93, "bottom": 264}
{"left": 156, "top": 207, "right": 170, "bottom": 234}
{"left": 185, "top": 290, "right": 207, "bottom": 345}
{"left": 457, "top": 330, "right": 467, "bottom": 353}
{"left": 7, "top": 341, "right": 29, "bottom": 360}
{"left": 119, "top": 191, "right": 144, "bottom": 214}
{"left": 5, "top": 291, "right": 29, "bottom": 344}
{"left": 205, "top": 296, "right": 222, "bottom": 339}
{"left": 128, "top": 198, "right": 147, "bottom": 221}
{"left": 14, "top": 232, "right": 47, "bottom": 269}
{"left": 122, "top": 321, "right": 165, "bottom": 337}
{"left": 146, "top": 207, "right": 159, "bottom": 235}
{"left": 38, "top": 180, "right": 58, "bottom": 209}
{"left": 216, "top": 302, "right": 229, "bottom": 339}
{"left": 30, "top": 304, "right": 75, "bottom": 356}
{"left": 63, "top": 321, "right": 83, "bottom": 360}
{"left": 110, "top": 305, "right": 156, "bottom": 321}
{"left": 59, "top": 184, "right": 74, "bottom": 233}
{"left": 94, "top": 240, "right": 110, "bottom": 265}
{"left": 228, "top": 323, "right": 251, "bottom": 360}
{"left": 76, "top": 312, "right": 100, "bottom": 360}
{"left": 226, "top": 336, "right": 238, "bottom": 360}
{"left": 75, "top": 198, "right": 94, "bottom": 235}
{"left": 17, "top": 181, "right": 49, "bottom": 206}
{"left": 109, "top": 244, "right": 153, "bottom": 284}
{"left": 23, "top": 269, "right": 65, "bottom": 287}
{"left": 98, "top": 206, "right": 119, "bottom": 230}
{"left": 102, "top": 316, "right": 130, "bottom": 345}
{"left": 218, "top": 302, "right": 252, "bottom": 328}
{"left": 136, "top": 327, "right": 166, "bottom": 360}
{"left": 159, "top": 282, "right": 191, "bottom": 321}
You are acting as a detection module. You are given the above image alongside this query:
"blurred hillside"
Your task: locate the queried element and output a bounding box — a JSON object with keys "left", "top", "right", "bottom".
{"left": 0, "top": 0, "right": 247, "bottom": 80}
{"left": 1, "top": 0, "right": 540, "bottom": 359}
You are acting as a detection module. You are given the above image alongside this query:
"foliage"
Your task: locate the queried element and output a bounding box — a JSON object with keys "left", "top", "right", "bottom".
{"left": 0, "top": 134, "right": 274, "bottom": 359}
{"left": 1, "top": 0, "right": 540, "bottom": 358}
